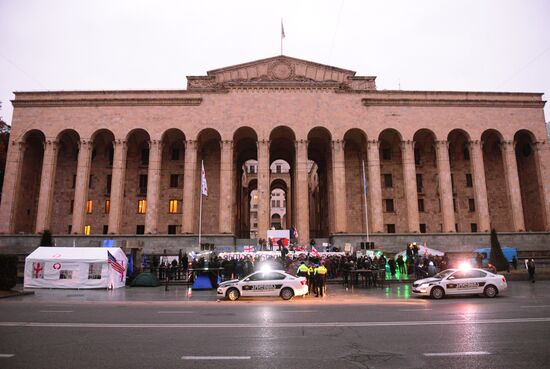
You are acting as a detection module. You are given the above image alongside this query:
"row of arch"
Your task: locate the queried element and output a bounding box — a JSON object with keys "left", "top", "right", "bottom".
{"left": 9, "top": 124, "right": 548, "bottom": 237}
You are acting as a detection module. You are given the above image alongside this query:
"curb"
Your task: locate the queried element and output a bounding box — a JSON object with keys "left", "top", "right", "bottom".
{"left": 0, "top": 290, "right": 35, "bottom": 299}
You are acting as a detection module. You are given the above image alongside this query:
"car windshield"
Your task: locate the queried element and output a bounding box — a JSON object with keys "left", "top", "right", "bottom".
{"left": 433, "top": 269, "right": 454, "bottom": 279}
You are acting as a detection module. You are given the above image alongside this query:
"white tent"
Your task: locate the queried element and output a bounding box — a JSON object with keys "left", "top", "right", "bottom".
{"left": 394, "top": 245, "right": 445, "bottom": 260}
{"left": 24, "top": 247, "right": 128, "bottom": 289}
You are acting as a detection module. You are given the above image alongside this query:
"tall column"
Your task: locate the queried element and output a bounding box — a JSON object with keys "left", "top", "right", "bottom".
{"left": 366, "top": 140, "right": 384, "bottom": 233}
{"left": 219, "top": 140, "right": 234, "bottom": 233}
{"left": 0, "top": 141, "right": 26, "bottom": 233}
{"left": 108, "top": 139, "right": 127, "bottom": 234}
{"left": 331, "top": 139, "right": 347, "bottom": 233}
{"left": 256, "top": 140, "right": 270, "bottom": 239}
{"left": 145, "top": 139, "right": 162, "bottom": 234}
{"left": 533, "top": 140, "right": 550, "bottom": 230}
{"left": 435, "top": 140, "right": 456, "bottom": 232}
{"left": 501, "top": 140, "right": 525, "bottom": 231}
{"left": 182, "top": 140, "right": 198, "bottom": 233}
{"left": 295, "top": 139, "right": 310, "bottom": 244}
{"left": 71, "top": 139, "right": 93, "bottom": 234}
{"left": 401, "top": 140, "right": 419, "bottom": 233}
{"left": 35, "top": 140, "right": 59, "bottom": 233}
{"left": 468, "top": 140, "right": 490, "bottom": 232}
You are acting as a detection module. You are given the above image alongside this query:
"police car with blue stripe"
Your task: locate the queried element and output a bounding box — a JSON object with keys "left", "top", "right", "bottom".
{"left": 412, "top": 266, "right": 507, "bottom": 299}
{"left": 217, "top": 268, "right": 308, "bottom": 301}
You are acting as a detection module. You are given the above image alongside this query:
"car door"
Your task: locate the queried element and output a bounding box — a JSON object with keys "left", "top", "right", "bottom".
{"left": 240, "top": 272, "right": 266, "bottom": 297}
{"left": 444, "top": 270, "right": 481, "bottom": 294}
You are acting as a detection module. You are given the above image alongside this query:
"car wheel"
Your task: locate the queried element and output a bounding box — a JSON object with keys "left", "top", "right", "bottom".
{"left": 280, "top": 287, "right": 294, "bottom": 301}
{"left": 226, "top": 288, "right": 240, "bottom": 301}
{"left": 430, "top": 287, "right": 445, "bottom": 300}
{"left": 484, "top": 285, "right": 498, "bottom": 298}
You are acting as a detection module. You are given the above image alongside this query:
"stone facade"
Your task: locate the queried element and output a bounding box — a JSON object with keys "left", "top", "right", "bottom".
{"left": 1, "top": 55, "right": 549, "bottom": 252}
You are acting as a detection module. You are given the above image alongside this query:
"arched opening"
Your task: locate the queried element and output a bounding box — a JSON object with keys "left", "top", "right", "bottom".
{"left": 448, "top": 129, "right": 475, "bottom": 232}
{"left": 14, "top": 130, "right": 45, "bottom": 233}
{"left": 247, "top": 177, "right": 258, "bottom": 238}
{"left": 308, "top": 127, "right": 331, "bottom": 238}
{"left": 270, "top": 176, "right": 289, "bottom": 230}
{"left": 482, "top": 129, "right": 511, "bottom": 231}
{"left": 196, "top": 128, "right": 222, "bottom": 234}
{"left": 121, "top": 129, "right": 151, "bottom": 234}
{"left": 233, "top": 127, "right": 258, "bottom": 238}
{"left": 413, "top": 129, "right": 437, "bottom": 233}
{"left": 515, "top": 130, "right": 544, "bottom": 231}
{"left": 378, "top": 129, "right": 405, "bottom": 233}
{"left": 51, "top": 129, "right": 81, "bottom": 234}
{"left": 343, "top": 129, "right": 367, "bottom": 233}
{"left": 160, "top": 128, "right": 186, "bottom": 234}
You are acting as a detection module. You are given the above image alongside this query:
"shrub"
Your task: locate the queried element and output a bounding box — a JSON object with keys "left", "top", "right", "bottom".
{"left": 0, "top": 254, "right": 18, "bottom": 290}
{"left": 490, "top": 229, "right": 510, "bottom": 272}
{"left": 40, "top": 230, "right": 53, "bottom": 246}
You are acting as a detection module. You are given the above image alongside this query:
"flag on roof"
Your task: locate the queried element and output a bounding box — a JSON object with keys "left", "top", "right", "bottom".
{"left": 201, "top": 160, "right": 208, "bottom": 196}
{"left": 108, "top": 252, "right": 125, "bottom": 274}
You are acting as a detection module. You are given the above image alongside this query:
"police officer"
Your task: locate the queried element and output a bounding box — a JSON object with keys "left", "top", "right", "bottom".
{"left": 297, "top": 261, "right": 309, "bottom": 278}
{"left": 314, "top": 262, "right": 328, "bottom": 297}
{"left": 308, "top": 263, "right": 315, "bottom": 295}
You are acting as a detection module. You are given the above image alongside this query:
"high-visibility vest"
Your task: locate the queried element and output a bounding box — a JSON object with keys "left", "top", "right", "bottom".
{"left": 315, "top": 265, "right": 328, "bottom": 275}
{"left": 297, "top": 264, "right": 309, "bottom": 275}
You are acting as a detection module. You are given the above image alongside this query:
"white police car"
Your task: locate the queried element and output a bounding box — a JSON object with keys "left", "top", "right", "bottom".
{"left": 412, "top": 267, "right": 507, "bottom": 299}
{"left": 217, "top": 270, "right": 308, "bottom": 301}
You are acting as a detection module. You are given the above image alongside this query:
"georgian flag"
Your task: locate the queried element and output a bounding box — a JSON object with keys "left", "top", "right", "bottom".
{"left": 244, "top": 246, "right": 255, "bottom": 252}
{"left": 201, "top": 160, "right": 208, "bottom": 196}
{"left": 311, "top": 246, "right": 320, "bottom": 258}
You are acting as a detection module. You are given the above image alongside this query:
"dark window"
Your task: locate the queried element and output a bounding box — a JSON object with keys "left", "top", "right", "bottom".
{"left": 451, "top": 173, "right": 455, "bottom": 193}
{"left": 136, "top": 225, "right": 145, "bottom": 235}
{"left": 453, "top": 198, "right": 457, "bottom": 212}
{"left": 102, "top": 225, "right": 108, "bottom": 234}
{"left": 416, "top": 174, "right": 423, "bottom": 193}
{"left": 383, "top": 174, "right": 393, "bottom": 188}
{"left": 171, "top": 147, "right": 180, "bottom": 161}
{"left": 455, "top": 223, "right": 459, "bottom": 232}
{"left": 384, "top": 199, "right": 394, "bottom": 212}
{"left": 139, "top": 175, "right": 148, "bottom": 195}
{"left": 108, "top": 148, "right": 114, "bottom": 166}
{"left": 106, "top": 175, "right": 112, "bottom": 194}
{"left": 414, "top": 148, "right": 421, "bottom": 165}
{"left": 170, "top": 174, "right": 179, "bottom": 188}
{"left": 463, "top": 147, "right": 470, "bottom": 161}
{"left": 276, "top": 165, "right": 281, "bottom": 173}
{"left": 418, "top": 198, "right": 425, "bottom": 212}
{"left": 88, "top": 175, "right": 93, "bottom": 189}
{"left": 386, "top": 224, "right": 396, "bottom": 233}
{"left": 382, "top": 148, "right": 392, "bottom": 160}
{"left": 468, "top": 198, "right": 475, "bottom": 212}
{"left": 141, "top": 148, "right": 149, "bottom": 165}
{"left": 91, "top": 149, "right": 97, "bottom": 161}
{"left": 471, "top": 223, "right": 478, "bottom": 233}
{"left": 466, "top": 173, "right": 473, "bottom": 187}
{"left": 70, "top": 200, "right": 74, "bottom": 214}
{"left": 72, "top": 174, "right": 77, "bottom": 189}
{"left": 522, "top": 143, "right": 532, "bottom": 157}
{"left": 67, "top": 225, "right": 72, "bottom": 234}
{"left": 168, "top": 225, "right": 177, "bottom": 234}
{"left": 419, "top": 224, "right": 426, "bottom": 233}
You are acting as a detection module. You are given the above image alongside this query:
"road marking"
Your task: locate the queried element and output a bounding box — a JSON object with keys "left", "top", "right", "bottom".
{"left": 1, "top": 317, "right": 549, "bottom": 329}
{"left": 0, "top": 354, "right": 15, "bottom": 358}
{"left": 424, "top": 351, "right": 490, "bottom": 357}
{"left": 182, "top": 356, "right": 251, "bottom": 360}
{"left": 520, "top": 305, "right": 550, "bottom": 308}
{"left": 39, "top": 310, "right": 73, "bottom": 313}
{"left": 157, "top": 311, "right": 195, "bottom": 314}
{"left": 280, "top": 310, "right": 318, "bottom": 313}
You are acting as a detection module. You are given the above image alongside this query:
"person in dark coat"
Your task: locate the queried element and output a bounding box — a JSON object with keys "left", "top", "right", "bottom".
{"left": 527, "top": 258, "right": 536, "bottom": 283}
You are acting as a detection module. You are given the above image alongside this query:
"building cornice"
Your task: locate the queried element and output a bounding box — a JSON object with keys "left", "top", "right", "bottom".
{"left": 12, "top": 97, "right": 203, "bottom": 108}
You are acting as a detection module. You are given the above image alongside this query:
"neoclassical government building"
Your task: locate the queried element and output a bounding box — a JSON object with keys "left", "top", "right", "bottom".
{"left": 1, "top": 55, "right": 549, "bottom": 252}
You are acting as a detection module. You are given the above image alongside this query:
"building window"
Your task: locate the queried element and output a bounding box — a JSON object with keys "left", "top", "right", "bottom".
{"left": 471, "top": 223, "right": 478, "bottom": 233}
{"left": 463, "top": 148, "right": 470, "bottom": 161}
{"left": 136, "top": 225, "right": 145, "bottom": 234}
{"left": 138, "top": 200, "right": 147, "bottom": 214}
{"left": 276, "top": 165, "right": 281, "bottom": 173}
{"left": 466, "top": 173, "right": 473, "bottom": 187}
{"left": 253, "top": 222, "right": 258, "bottom": 228}
{"left": 141, "top": 148, "right": 149, "bottom": 165}
{"left": 89, "top": 175, "right": 93, "bottom": 189}
{"left": 418, "top": 198, "right": 425, "bottom": 212}
{"left": 416, "top": 174, "right": 423, "bottom": 193}
{"left": 171, "top": 147, "right": 180, "bottom": 161}
{"left": 383, "top": 174, "right": 393, "bottom": 188}
{"left": 139, "top": 174, "right": 148, "bottom": 195}
{"left": 468, "top": 198, "right": 475, "bottom": 212}
{"left": 102, "top": 225, "right": 108, "bottom": 234}
{"left": 419, "top": 224, "right": 426, "bottom": 233}
{"left": 108, "top": 147, "right": 114, "bottom": 166}
{"left": 386, "top": 224, "right": 396, "bottom": 233}
{"left": 451, "top": 173, "right": 455, "bottom": 193}
{"left": 86, "top": 200, "right": 93, "bottom": 214}
{"left": 70, "top": 200, "right": 74, "bottom": 214}
{"left": 455, "top": 223, "right": 459, "bottom": 232}
{"left": 104, "top": 200, "right": 110, "bottom": 214}
{"left": 384, "top": 199, "right": 394, "bottom": 212}
{"left": 170, "top": 174, "right": 179, "bottom": 188}
{"left": 84, "top": 225, "right": 91, "bottom": 235}
{"left": 67, "top": 225, "right": 72, "bottom": 234}
{"left": 169, "top": 199, "right": 179, "bottom": 214}
{"left": 168, "top": 225, "right": 177, "bottom": 234}
{"left": 106, "top": 175, "right": 112, "bottom": 195}
{"left": 72, "top": 174, "right": 77, "bottom": 188}
{"left": 382, "top": 148, "right": 391, "bottom": 161}
{"left": 414, "top": 148, "right": 421, "bottom": 165}
{"left": 453, "top": 198, "right": 457, "bottom": 212}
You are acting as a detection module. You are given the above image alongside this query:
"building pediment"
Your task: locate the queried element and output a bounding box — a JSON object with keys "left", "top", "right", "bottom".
{"left": 187, "top": 55, "right": 376, "bottom": 91}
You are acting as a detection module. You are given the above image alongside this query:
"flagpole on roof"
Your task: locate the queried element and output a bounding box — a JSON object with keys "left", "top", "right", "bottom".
{"left": 280, "top": 19, "right": 285, "bottom": 55}
{"left": 362, "top": 158, "right": 369, "bottom": 243}
{"left": 198, "top": 160, "right": 208, "bottom": 249}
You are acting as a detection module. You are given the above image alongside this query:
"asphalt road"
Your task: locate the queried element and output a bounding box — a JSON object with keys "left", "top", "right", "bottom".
{"left": 1, "top": 281, "right": 549, "bottom": 369}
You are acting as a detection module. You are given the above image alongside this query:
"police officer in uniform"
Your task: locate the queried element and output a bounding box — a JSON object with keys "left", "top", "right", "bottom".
{"left": 314, "top": 262, "right": 328, "bottom": 297}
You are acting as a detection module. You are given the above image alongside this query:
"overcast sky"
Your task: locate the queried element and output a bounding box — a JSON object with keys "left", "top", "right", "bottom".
{"left": 1, "top": 0, "right": 549, "bottom": 126}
